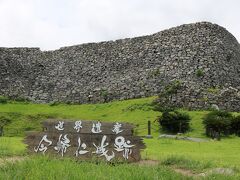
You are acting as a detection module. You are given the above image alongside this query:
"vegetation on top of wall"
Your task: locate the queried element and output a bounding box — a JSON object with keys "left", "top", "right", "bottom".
{"left": 152, "top": 80, "right": 182, "bottom": 112}
{"left": 100, "top": 88, "right": 109, "bottom": 103}
{"left": 163, "top": 80, "right": 182, "bottom": 96}
{"left": 206, "top": 87, "right": 220, "bottom": 94}
{"left": 148, "top": 68, "right": 161, "bottom": 78}
{"left": 0, "top": 96, "right": 31, "bottom": 104}
{"left": 196, "top": 69, "right": 204, "bottom": 77}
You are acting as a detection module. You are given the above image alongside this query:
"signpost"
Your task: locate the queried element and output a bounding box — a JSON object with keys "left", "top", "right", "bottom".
{"left": 25, "top": 120, "right": 145, "bottom": 162}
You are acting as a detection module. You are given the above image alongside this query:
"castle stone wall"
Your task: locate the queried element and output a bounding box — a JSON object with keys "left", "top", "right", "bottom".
{"left": 0, "top": 22, "right": 240, "bottom": 110}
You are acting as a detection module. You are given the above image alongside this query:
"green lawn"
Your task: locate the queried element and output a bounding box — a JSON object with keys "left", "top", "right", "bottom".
{"left": 144, "top": 137, "right": 240, "bottom": 168}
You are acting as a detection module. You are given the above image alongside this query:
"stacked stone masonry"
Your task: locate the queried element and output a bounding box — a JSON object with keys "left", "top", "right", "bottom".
{"left": 0, "top": 22, "right": 240, "bottom": 111}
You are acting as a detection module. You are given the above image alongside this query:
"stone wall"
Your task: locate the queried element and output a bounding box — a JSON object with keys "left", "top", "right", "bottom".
{"left": 0, "top": 22, "right": 240, "bottom": 111}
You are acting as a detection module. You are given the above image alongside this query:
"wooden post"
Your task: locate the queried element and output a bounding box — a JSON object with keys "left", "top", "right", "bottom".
{"left": 145, "top": 120, "right": 153, "bottom": 138}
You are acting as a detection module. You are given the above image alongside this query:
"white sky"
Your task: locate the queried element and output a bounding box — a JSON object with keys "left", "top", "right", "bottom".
{"left": 0, "top": 0, "right": 239, "bottom": 50}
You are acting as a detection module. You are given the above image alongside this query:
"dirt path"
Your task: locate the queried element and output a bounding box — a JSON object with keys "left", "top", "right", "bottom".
{"left": 173, "top": 168, "right": 198, "bottom": 177}
{"left": 136, "top": 160, "right": 234, "bottom": 177}
{"left": 0, "top": 156, "right": 26, "bottom": 166}
{"left": 135, "top": 160, "right": 160, "bottom": 166}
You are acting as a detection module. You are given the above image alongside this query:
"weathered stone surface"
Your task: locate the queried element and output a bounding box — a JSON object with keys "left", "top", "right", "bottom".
{"left": 25, "top": 120, "right": 145, "bottom": 162}
{"left": 0, "top": 22, "right": 240, "bottom": 110}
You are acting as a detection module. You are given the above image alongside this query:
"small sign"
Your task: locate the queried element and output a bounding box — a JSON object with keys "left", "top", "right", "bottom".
{"left": 25, "top": 120, "right": 145, "bottom": 162}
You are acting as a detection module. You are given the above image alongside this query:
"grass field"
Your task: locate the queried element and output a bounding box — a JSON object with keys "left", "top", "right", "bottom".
{"left": 0, "top": 97, "right": 240, "bottom": 179}
{"left": 0, "top": 156, "right": 190, "bottom": 180}
{"left": 0, "top": 137, "right": 25, "bottom": 157}
{"left": 144, "top": 138, "right": 240, "bottom": 167}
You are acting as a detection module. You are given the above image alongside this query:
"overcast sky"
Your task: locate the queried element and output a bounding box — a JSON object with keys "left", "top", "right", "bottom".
{"left": 0, "top": 0, "right": 239, "bottom": 50}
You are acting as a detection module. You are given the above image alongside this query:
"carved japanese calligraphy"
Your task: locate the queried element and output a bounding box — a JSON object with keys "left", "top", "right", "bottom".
{"left": 54, "top": 134, "right": 71, "bottom": 156}
{"left": 55, "top": 121, "right": 64, "bottom": 131}
{"left": 25, "top": 119, "right": 145, "bottom": 162}
{"left": 75, "top": 137, "right": 89, "bottom": 156}
{"left": 74, "top": 121, "right": 82, "bottom": 132}
{"left": 91, "top": 121, "right": 102, "bottom": 133}
{"left": 92, "top": 135, "right": 115, "bottom": 161}
{"left": 112, "top": 122, "right": 123, "bottom": 134}
{"left": 34, "top": 135, "right": 52, "bottom": 154}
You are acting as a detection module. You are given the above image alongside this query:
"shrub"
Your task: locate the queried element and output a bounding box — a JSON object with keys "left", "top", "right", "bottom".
{"left": 203, "top": 111, "right": 233, "bottom": 139}
{"left": 157, "top": 110, "right": 191, "bottom": 133}
{"left": 4, "top": 96, "right": 30, "bottom": 103}
{"left": 14, "top": 97, "right": 30, "bottom": 103}
{"left": 231, "top": 115, "right": 240, "bottom": 136}
{"left": 152, "top": 80, "right": 182, "bottom": 112}
{"left": 207, "top": 87, "right": 220, "bottom": 94}
{"left": 152, "top": 101, "right": 176, "bottom": 112}
{"left": 100, "top": 89, "right": 109, "bottom": 102}
{"left": 196, "top": 69, "right": 204, "bottom": 77}
{"left": 0, "top": 116, "right": 11, "bottom": 136}
{"left": 0, "top": 96, "right": 8, "bottom": 104}
{"left": 49, "top": 101, "right": 61, "bottom": 106}
{"left": 164, "top": 80, "right": 182, "bottom": 95}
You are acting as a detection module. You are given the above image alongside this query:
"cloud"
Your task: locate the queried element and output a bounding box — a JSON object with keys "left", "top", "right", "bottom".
{"left": 0, "top": 0, "right": 239, "bottom": 50}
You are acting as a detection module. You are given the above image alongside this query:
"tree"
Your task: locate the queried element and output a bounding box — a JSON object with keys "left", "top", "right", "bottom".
{"left": 0, "top": 116, "right": 11, "bottom": 136}
{"left": 203, "top": 111, "right": 233, "bottom": 140}
{"left": 157, "top": 110, "right": 191, "bottom": 133}
{"left": 152, "top": 80, "right": 182, "bottom": 112}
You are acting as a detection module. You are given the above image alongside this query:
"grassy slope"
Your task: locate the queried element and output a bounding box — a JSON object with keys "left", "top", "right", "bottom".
{"left": 0, "top": 96, "right": 240, "bottom": 178}
{"left": 0, "top": 97, "right": 159, "bottom": 137}
{"left": 0, "top": 96, "right": 211, "bottom": 137}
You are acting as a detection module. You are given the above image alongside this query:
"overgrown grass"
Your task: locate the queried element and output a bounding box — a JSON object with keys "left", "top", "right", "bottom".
{"left": 0, "top": 137, "right": 26, "bottom": 157}
{"left": 0, "top": 156, "right": 189, "bottom": 180}
{"left": 161, "top": 155, "right": 212, "bottom": 172}
{"left": 143, "top": 138, "right": 240, "bottom": 168}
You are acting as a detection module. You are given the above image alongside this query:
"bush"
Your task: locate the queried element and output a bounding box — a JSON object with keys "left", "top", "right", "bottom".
{"left": 0, "top": 96, "right": 8, "bottom": 104}
{"left": 7, "top": 96, "right": 31, "bottom": 103}
{"left": 203, "top": 111, "right": 233, "bottom": 139}
{"left": 196, "top": 69, "right": 204, "bottom": 77}
{"left": 231, "top": 115, "right": 240, "bottom": 136}
{"left": 163, "top": 80, "right": 182, "bottom": 95}
{"left": 49, "top": 101, "right": 61, "bottom": 106}
{"left": 14, "top": 97, "right": 30, "bottom": 103}
{"left": 152, "top": 80, "right": 182, "bottom": 112}
{"left": 157, "top": 110, "right": 191, "bottom": 133}
{"left": 0, "top": 116, "right": 11, "bottom": 136}
{"left": 152, "top": 101, "right": 176, "bottom": 112}
{"left": 100, "top": 89, "right": 109, "bottom": 103}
